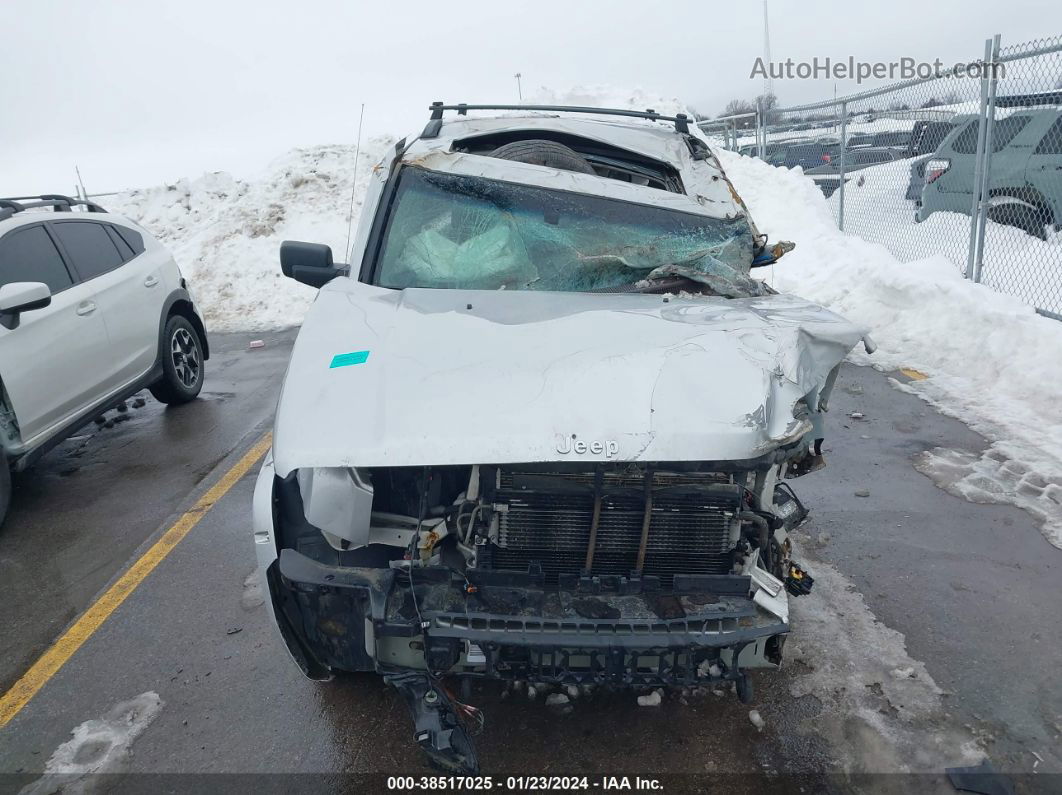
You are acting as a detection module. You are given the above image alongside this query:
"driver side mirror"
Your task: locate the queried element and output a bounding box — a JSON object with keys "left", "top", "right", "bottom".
{"left": 0, "top": 281, "right": 51, "bottom": 330}
{"left": 280, "top": 241, "right": 348, "bottom": 288}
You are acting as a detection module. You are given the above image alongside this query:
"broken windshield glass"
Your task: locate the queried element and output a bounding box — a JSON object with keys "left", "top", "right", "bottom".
{"left": 372, "top": 167, "right": 766, "bottom": 298}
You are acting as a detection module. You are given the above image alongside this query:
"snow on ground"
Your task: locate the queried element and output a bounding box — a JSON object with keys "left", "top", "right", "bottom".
{"left": 718, "top": 148, "right": 1062, "bottom": 547}
{"left": 108, "top": 139, "right": 395, "bottom": 332}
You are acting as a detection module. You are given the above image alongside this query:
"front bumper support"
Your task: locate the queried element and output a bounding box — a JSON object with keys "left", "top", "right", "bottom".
{"left": 385, "top": 672, "right": 479, "bottom": 774}
{"left": 271, "top": 549, "right": 787, "bottom": 682}
{"left": 270, "top": 548, "right": 787, "bottom": 774}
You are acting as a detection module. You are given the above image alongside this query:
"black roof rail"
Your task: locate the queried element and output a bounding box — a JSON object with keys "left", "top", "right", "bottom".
{"left": 421, "top": 102, "right": 691, "bottom": 139}
{"left": 995, "top": 90, "right": 1062, "bottom": 108}
{"left": 0, "top": 194, "right": 107, "bottom": 222}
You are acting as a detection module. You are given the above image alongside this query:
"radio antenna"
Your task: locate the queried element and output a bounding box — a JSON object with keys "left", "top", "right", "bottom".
{"left": 344, "top": 103, "right": 366, "bottom": 259}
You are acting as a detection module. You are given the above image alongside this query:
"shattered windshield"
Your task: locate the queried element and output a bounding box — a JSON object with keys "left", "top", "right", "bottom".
{"left": 371, "top": 167, "right": 766, "bottom": 297}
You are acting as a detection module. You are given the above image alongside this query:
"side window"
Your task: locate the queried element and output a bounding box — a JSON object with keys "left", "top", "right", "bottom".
{"left": 0, "top": 225, "right": 74, "bottom": 293}
{"left": 1034, "top": 116, "right": 1062, "bottom": 154}
{"left": 50, "top": 221, "right": 124, "bottom": 281}
{"left": 104, "top": 225, "right": 135, "bottom": 261}
{"left": 951, "top": 121, "right": 981, "bottom": 154}
{"left": 991, "top": 115, "right": 1030, "bottom": 152}
{"left": 112, "top": 224, "right": 145, "bottom": 257}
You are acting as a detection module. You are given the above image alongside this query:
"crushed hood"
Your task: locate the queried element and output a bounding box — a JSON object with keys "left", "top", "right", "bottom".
{"left": 272, "top": 280, "right": 867, "bottom": 475}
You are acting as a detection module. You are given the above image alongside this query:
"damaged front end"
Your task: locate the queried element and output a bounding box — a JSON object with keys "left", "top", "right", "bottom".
{"left": 256, "top": 448, "right": 823, "bottom": 772}
{"left": 254, "top": 111, "right": 872, "bottom": 773}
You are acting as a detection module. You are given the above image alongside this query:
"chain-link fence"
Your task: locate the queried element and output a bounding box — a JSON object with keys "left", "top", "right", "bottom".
{"left": 696, "top": 112, "right": 757, "bottom": 154}
{"left": 700, "top": 34, "right": 1062, "bottom": 320}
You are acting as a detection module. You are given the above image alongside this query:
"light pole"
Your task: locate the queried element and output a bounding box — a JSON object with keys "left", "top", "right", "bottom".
{"left": 514, "top": 72, "right": 523, "bottom": 103}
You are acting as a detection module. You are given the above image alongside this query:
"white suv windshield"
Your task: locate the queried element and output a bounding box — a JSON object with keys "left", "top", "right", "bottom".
{"left": 371, "top": 167, "right": 764, "bottom": 297}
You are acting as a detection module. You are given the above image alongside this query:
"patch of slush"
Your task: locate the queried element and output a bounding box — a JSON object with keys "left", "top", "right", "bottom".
{"left": 914, "top": 445, "right": 1062, "bottom": 549}
{"left": 240, "top": 566, "right": 265, "bottom": 610}
{"left": 20, "top": 691, "right": 163, "bottom": 794}
{"left": 786, "top": 544, "right": 981, "bottom": 773}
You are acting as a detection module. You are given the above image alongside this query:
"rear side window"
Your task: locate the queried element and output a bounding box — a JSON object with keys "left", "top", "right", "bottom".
{"left": 51, "top": 221, "right": 124, "bottom": 281}
{"left": 0, "top": 225, "right": 74, "bottom": 293}
{"left": 105, "top": 225, "right": 136, "bottom": 261}
{"left": 921, "top": 123, "right": 954, "bottom": 153}
{"left": 990, "top": 115, "right": 1030, "bottom": 152}
{"left": 951, "top": 121, "right": 981, "bottom": 154}
{"left": 1034, "top": 116, "right": 1062, "bottom": 154}
{"left": 112, "top": 224, "right": 145, "bottom": 257}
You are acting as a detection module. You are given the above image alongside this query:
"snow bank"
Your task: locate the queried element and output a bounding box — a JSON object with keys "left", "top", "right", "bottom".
{"left": 109, "top": 139, "right": 395, "bottom": 331}
{"left": 718, "top": 148, "right": 1062, "bottom": 546}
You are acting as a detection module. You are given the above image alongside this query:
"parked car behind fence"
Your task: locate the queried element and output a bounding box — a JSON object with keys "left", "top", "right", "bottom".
{"left": 917, "top": 108, "right": 1062, "bottom": 239}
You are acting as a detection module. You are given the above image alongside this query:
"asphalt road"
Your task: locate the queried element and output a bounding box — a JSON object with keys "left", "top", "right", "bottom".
{"left": 0, "top": 339, "right": 1058, "bottom": 793}
{"left": 0, "top": 329, "right": 298, "bottom": 693}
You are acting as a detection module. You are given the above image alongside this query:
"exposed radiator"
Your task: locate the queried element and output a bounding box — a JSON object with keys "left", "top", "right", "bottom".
{"left": 490, "top": 469, "right": 740, "bottom": 587}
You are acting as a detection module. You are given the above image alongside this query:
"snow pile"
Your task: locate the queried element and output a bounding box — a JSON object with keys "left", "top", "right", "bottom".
{"left": 109, "top": 139, "right": 395, "bottom": 331}
{"left": 718, "top": 148, "right": 1062, "bottom": 546}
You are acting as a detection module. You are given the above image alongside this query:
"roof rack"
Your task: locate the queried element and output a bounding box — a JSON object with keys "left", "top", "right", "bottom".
{"left": 0, "top": 194, "right": 107, "bottom": 222}
{"left": 421, "top": 102, "right": 691, "bottom": 139}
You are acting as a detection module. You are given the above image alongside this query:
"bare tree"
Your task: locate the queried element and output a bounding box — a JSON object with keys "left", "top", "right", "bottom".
{"left": 721, "top": 98, "right": 755, "bottom": 117}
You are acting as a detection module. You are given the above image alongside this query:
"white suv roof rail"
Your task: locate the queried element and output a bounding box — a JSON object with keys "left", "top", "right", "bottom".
{"left": 0, "top": 194, "right": 107, "bottom": 222}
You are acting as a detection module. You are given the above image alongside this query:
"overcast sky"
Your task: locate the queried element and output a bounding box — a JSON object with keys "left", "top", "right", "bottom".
{"left": 2, "top": 0, "right": 1059, "bottom": 195}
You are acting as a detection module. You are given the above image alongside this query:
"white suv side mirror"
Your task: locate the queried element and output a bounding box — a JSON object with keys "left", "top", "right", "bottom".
{"left": 0, "top": 281, "right": 52, "bottom": 330}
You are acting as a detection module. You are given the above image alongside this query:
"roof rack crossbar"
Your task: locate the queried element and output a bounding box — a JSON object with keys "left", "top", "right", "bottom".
{"left": 0, "top": 194, "right": 107, "bottom": 219}
{"left": 422, "top": 103, "right": 691, "bottom": 138}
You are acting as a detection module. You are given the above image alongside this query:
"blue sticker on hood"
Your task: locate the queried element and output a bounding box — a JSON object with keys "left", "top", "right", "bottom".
{"left": 329, "top": 350, "right": 370, "bottom": 368}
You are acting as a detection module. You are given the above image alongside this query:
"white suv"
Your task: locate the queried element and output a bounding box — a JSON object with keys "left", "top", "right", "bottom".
{"left": 252, "top": 105, "right": 870, "bottom": 772}
{"left": 0, "top": 195, "right": 209, "bottom": 526}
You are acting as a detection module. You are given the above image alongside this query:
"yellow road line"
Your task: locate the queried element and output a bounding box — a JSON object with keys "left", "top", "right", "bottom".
{"left": 0, "top": 432, "right": 272, "bottom": 728}
{"left": 899, "top": 368, "right": 929, "bottom": 381}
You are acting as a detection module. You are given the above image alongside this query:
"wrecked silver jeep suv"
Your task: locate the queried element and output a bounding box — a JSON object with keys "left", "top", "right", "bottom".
{"left": 253, "top": 103, "right": 870, "bottom": 772}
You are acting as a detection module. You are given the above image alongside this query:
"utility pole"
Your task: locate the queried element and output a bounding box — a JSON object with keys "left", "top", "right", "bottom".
{"left": 75, "top": 165, "right": 88, "bottom": 200}
{"left": 514, "top": 72, "right": 523, "bottom": 103}
{"left": 762, "top": 1, "right": 773, "bottom": 101}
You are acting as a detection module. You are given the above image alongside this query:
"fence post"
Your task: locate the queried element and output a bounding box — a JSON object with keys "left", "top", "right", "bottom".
{"left": 757, "top": 98, "right": 766, "bottom": 159}
{"left": 837, "top": 101, "right": 848, "bottom": 231}
{"left": 971, "top": 34, "right": 1002, "bottom": 284}
{"left": 966, "top": 37, "right": 994, "bottom": 279}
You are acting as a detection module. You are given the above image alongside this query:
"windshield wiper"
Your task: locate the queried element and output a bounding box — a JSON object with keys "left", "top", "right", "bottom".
{"left": 588, "top": 274, "right": 703, "bottom": 295}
